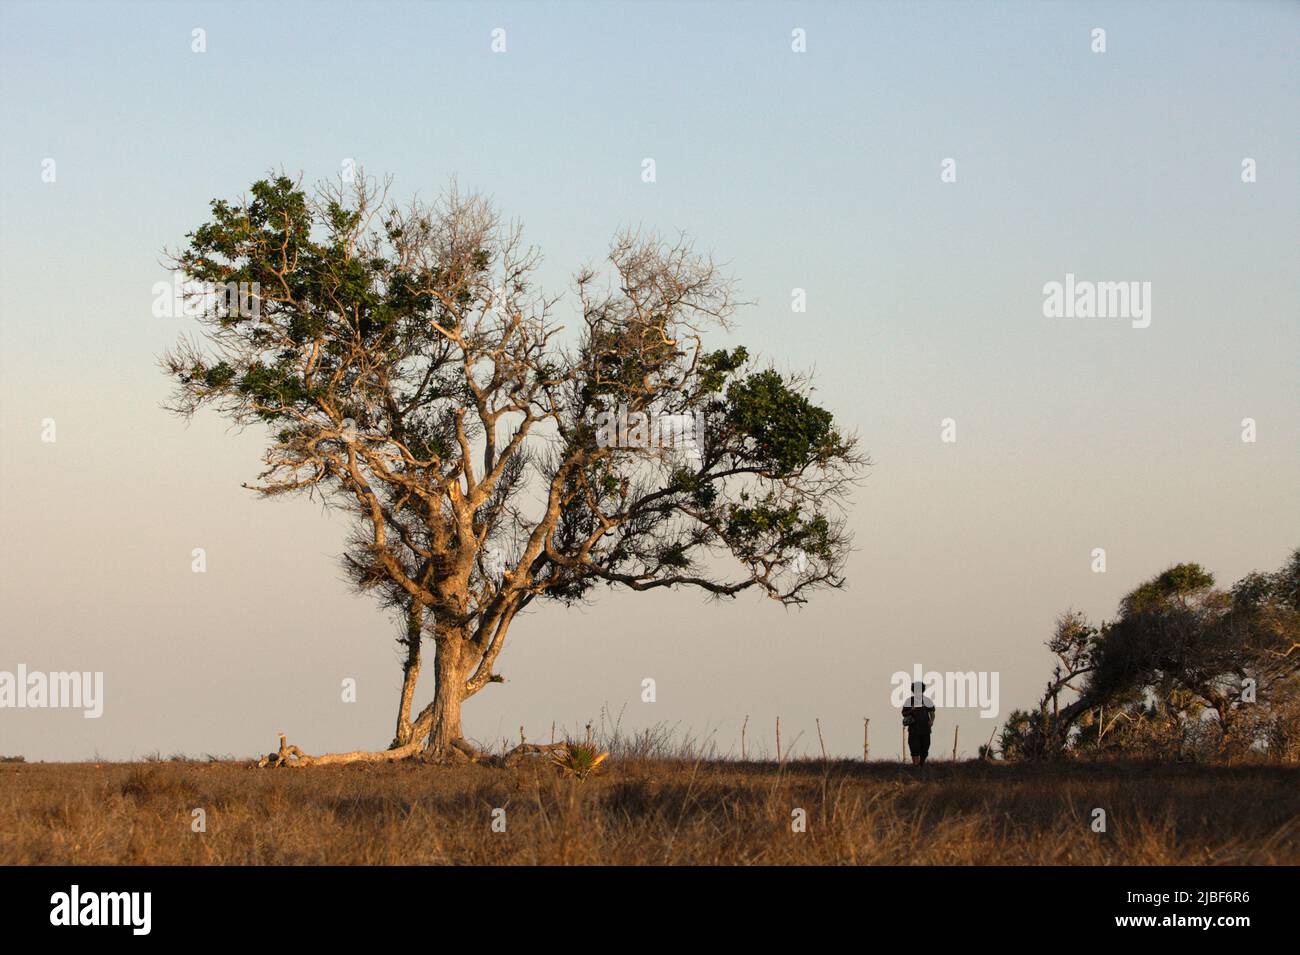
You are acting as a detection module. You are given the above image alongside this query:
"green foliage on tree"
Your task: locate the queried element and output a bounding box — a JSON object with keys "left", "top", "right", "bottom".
{"left": 998, "top": 551, "right": 1300, "bottom": 762}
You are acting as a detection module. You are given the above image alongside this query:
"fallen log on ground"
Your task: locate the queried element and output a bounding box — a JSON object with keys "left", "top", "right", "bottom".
{"left": 256, "top": 733, "right": 568, "bottom": 768}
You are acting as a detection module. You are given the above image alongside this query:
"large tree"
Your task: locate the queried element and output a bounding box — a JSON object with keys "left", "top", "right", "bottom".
{"left": 164, "top": 172, "right": 864, "bottom": 763}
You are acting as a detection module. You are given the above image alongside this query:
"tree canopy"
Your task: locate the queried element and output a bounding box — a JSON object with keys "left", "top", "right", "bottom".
{"left": 997, "top": 551, "right": 1300, "bottom": 761}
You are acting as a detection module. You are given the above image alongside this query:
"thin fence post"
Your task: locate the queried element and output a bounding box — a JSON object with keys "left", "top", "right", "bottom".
{"left": 776, "top": 716, "right": 782, "bottom": 763}
{"left": 816, "top": 718, "right": 827, "bottom": 762}
{"left": 863, "top": 718, "right": 870, "bottom": 762}
{"left": 741, "top": 715, "right": 748, "bottom": 761}
{"left": 902, "top": 725, "right": 906, "bottom": 762}
{"left": 952, "top": 725, "right": 959, "bottom": 762}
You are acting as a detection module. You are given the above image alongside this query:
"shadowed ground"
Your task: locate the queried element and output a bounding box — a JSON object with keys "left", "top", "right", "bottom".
{"left": 3, "top": 759, "right": 1297, "bottom": 865}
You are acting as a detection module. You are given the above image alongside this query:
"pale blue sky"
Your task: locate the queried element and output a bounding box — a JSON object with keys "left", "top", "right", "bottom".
{"left": 1, "top": 1, "right": 1296, "bottom": 760}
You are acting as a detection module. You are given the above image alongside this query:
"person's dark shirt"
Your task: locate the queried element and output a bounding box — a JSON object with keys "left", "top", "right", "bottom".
{"left": 902, "top": 696, "right": 935, "bottom": 732}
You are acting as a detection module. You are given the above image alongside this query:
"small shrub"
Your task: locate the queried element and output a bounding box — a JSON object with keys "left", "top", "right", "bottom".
{"left": 550, "top": 741, "right": 609, "bottom": 780}
{"left": 119, "top": 766, "right": 200, "bottom": 800}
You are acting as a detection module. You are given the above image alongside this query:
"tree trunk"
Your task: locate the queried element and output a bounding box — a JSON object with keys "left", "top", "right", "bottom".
{"left": 1215, "top": 700, "right": 1235, "bottom": 755}
{"left": 260, "top": 624, "right": 507, "bottom": 769}
{"left": 424, "top": 636, "right": 470, "bottom": 760}
{"left": 391, "top": 601, "right": 424, "bottom": 748}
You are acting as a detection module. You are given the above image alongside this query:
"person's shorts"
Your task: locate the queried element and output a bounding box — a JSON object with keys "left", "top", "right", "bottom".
{"left": 907, "top": 726, "right": 931, "bottom": 757}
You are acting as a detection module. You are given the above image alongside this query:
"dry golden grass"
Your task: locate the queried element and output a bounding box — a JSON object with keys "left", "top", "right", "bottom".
{"left": 2, "top": 758, "right": 1296, "bottom": 865}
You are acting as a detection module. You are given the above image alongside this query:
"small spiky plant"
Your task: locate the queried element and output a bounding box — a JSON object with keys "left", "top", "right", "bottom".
{"left": 549, "top": 741, "right": 609, "bottom": 780}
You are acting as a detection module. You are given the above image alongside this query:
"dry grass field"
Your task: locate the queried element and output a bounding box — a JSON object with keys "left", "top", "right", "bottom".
{"left": 2, "top": 756, "right": 1297, "bottom": 865}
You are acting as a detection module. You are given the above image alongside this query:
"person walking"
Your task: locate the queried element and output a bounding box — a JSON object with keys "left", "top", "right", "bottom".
{"left": 902, "top": 681, "right": 936, "bottom": 765}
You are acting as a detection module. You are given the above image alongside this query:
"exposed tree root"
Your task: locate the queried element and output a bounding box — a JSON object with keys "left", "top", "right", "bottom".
{"left": 256, "top": 732, "right": 569, "bottom": 769}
